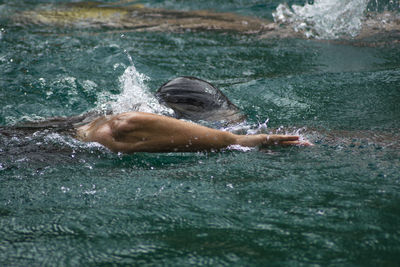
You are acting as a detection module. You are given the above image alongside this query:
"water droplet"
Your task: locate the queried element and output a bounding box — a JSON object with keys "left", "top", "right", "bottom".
{"left": 61, "top": 186, "right": 70, "bottom": 193}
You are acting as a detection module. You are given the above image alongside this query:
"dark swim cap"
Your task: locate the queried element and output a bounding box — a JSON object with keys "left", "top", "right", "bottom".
{"left": 156, "top": 76, "right": 245, "bottom": 123}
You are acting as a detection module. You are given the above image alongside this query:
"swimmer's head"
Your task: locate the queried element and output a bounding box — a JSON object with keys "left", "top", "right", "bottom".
{"left": 156, "top": 76, "right": 245, "bottom": 123}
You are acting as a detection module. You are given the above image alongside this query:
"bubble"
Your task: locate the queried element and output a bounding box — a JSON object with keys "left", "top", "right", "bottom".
{"left": 61, "top": 186, "right": 70, "bottom": 193}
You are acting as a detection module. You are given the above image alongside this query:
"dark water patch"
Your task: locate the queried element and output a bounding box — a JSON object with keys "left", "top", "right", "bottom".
{"left": 1, "top": 142, "right": 399, "bottom": 265}
{"left": 232, "top": 68, "right": 400, "bottom": 129}
{"left": 0, "top": 26, "right": 128, "bottom": 121}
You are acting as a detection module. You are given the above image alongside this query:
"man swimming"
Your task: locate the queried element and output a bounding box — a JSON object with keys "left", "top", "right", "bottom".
{"left": 73, "top": 77, "right": 310, "bottom": 152}
{"left": 1, "top": 77, "right": 311, "bottom": 152}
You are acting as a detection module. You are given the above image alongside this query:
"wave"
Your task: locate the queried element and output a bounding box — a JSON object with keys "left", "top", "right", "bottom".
{"left": 273, "top": 0, "right": 369, "bottom": 39}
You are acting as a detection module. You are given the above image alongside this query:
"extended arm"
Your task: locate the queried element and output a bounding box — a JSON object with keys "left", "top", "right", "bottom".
{"left": 76, "top": 112, "right": 310, "bottom": 153}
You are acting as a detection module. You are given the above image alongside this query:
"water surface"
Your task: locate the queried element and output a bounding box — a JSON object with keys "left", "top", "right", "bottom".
{"left": 1, "top": 0, "right": 400, "bottom": 266}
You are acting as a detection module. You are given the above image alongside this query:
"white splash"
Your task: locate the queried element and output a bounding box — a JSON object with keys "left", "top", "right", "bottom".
{"left": 273, "top": 0, "right": 368, "bottom": 39}
{"left": 227, "top": 144, "right": 255, "bottom": 152}
{"left": 109, "top": 64, "right": 174, "bottom": 116}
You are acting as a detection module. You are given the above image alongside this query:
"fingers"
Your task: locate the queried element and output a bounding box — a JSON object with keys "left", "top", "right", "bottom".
{"left": 264, "top": 135, "right": 313, "bottom": 146}
{"left": 280, "top": 140, "right": 314, "bottom": 146}
{"left": 265, "top": 134, "right": 299, "bottom": 143}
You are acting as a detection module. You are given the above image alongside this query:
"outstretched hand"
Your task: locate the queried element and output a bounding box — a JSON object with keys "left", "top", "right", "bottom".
{"left": 263, "top": 134, "right": 313, "bottom": 146}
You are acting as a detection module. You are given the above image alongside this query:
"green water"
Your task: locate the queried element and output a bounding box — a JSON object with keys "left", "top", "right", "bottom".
{"left": 1, "top": 1, "right": 400, "bottom": 266}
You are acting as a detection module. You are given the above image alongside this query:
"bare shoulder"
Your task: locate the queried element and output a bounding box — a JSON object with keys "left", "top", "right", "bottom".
{"left": 107, "top": 112, "right": 173, "bottom": 142}
{"left": 112, "top": 112, "right": 165, "bottom": 123}
{"left": 109, "top": 112, "right": 161, "bottom": 131}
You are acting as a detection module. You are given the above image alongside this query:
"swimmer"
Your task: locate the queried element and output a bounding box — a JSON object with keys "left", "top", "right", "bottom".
{"left": 1, "top": 77, "right": 312, "bottom": 153}
{"left": 73, "top": 77, "right": 310, "bottom": 152}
